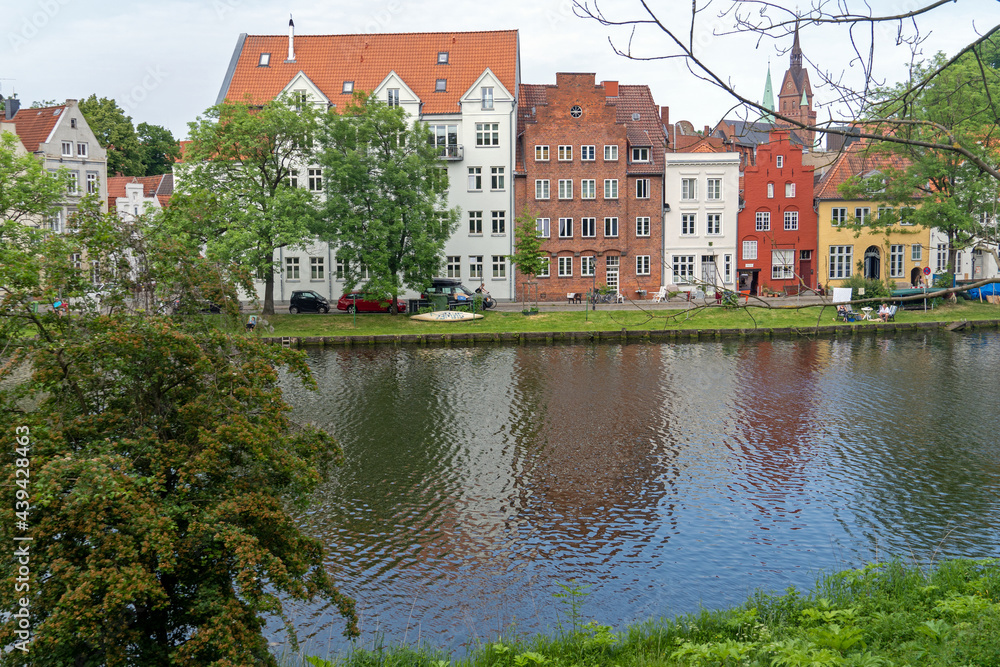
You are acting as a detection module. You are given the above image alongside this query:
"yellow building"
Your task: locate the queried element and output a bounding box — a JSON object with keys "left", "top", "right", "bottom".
{"left": 815, "top": 142, "right": 931, "bottom": 289}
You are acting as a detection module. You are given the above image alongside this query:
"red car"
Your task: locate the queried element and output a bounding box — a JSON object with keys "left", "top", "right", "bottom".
{"left": 336, "top": 292, "right": 407, "bottom": 314}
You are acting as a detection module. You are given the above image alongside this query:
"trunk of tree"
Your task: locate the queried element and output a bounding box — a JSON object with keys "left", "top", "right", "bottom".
{"left": 263, "top": 273, "right": 275, "bottom": 315}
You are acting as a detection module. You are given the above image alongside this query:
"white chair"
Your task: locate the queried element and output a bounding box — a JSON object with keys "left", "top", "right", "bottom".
{"left": 651, "top": 286, "right": 667, "bottom": 303}
{"left": 615, "top": 291, "right": 625, "bottom": 303}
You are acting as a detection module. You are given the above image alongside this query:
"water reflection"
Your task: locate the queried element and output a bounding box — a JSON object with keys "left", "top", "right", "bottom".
{"left": 279, "top": 332, "right": 1000, "bottom": 654}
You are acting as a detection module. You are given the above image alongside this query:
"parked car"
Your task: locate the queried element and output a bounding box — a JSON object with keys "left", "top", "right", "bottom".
{"left": 420, "top": 278, "right": 495, "bottom": 309}
{"left": 289, "top": 290, "right": 330, "bottom": 314}
{"left": 337, "top": 292, "right": 407, "bottom": 314}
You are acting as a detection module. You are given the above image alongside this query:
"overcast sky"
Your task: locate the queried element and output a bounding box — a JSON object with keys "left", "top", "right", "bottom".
{"left": 2, "top": 0, "right": 994, "bottom": 139}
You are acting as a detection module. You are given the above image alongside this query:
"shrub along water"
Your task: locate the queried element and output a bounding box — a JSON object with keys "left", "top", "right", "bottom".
{"left": 300, "top": 558, "right": 1000, "bottom": 667}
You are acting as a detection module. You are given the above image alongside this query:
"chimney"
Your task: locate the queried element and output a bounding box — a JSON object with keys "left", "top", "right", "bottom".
{"left": 660, "top": 106, "right": 669, "bottom": 127}
{"left": 287, "top": 15, "right": 295, "bottom": 62}
{"left": 602, "top": 80, "right": 619, "bottom": 97}
{"left": 5, "top": 96, "right": 20, "bottom": 121}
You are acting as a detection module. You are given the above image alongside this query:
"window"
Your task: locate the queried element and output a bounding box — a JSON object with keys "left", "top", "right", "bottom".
{"left": 45, "top": 210, "right": 62, "bottom": 233}
{"left": 286, "top": 170, "right": 298, "bottom": 188}
{"left": 429, "top": 124, "right": 459, "bottom": 157}
{"left": 855, "top": 207, "right": 870, "bottom": 225}
{"left": 435, "top": 79, "right": 447, "bottom": 92}
{"left": 604, "top": 217, "right": 618, "bottom": 237}
{"left": 77, "top": 142, "right": 88, "bottom": 158}
{"left": 580, "top": 179, "right": 596, "bottom": 199}
{"left": 755, "top": 211, "right": 770, "bottom": 231}
{"left": 490, "top": 166, "right": 505, "bottom": 190}
{"left": 631, "top": 147, "right": 649, "bottom": 162}
{"left": 604, "top": 144, "right": 618, "bottom": 161}
{"left": 70, "top": 118, "right": 77, "bottom": 129}
{"left": 743, "top": 240, "right": 758, "bottom": 260}
{"left": 89, "top": 260, "right": 100, "bottom": 284}
{"left": 672, "top": 255, "right": 695, "bottom": 281}
{"left": 832, "top": 207, "right": 847, "bottom": 226}
{"left": 335, "top": 259, "right": 346, "bottom": 281}
{"left": 603, "top": 179, "right": 618, "bottom": 199}
{"left": 491, "top": 210, "right": 506, "bottom": 234}
{"left": 784, "top": 210, "right": 799, "bottom": 230}
{"left": 776, "top": 155, "right": 784, "bottom": 168}
{"left": 71, "top": 253, "right": 82, "bottom": 272}
{"left": 67, "top": 172, "right": 78, "bottom": 195}
{"left": 557, "top": 145, "right": 572, "bottom": 161}
{"left": 936, "top": 243, "right": 948, "bottom": 272}
{"left": 706, "top": 213, "right": 721, "bottom": 235}
{"left": 681, "top": 178, "right": 698, "bottom": 201}
{"left": 387, "top": 88, "right": 400, "bottom": 107}
{"left": 311, "top": 257, "right": 325, "bottom": 280}
{"left": 957, "top": 252, "right": 963, "bottom": 273}
{"left": 437, "top": 51, "right": 449, "bottom": 64}
{"left": 469, "top": 211, "right": 483, "bottom": 234}
{"left": 342, "top": 81, "right": 354, "bottom": 94}
{"left": 285, "top": 257, "right": 300, "bottom": 280}
{"left": 785, "top": 182, "right": 796, "bottom": 198}
{"left": 492, "top": 255, "right": 506, "bottom": 278}
{"left": 86, "top": 173, "right": 98, "bottom": 194}
{"left": 911, "top": 244, "right": 923, "bottom": 262}
{"left": 476, "top": 123, "right": 499, "bottom": 146}
{"left": 636, "top": 255, "right": 651, "bottom": 275}
{"left": 447, "top": 256, "right": 461, "bottom": 278}
{"left": 636, "top": 179, "right": 650, "bottom": 199}
{"left": 900, "top": 207, "right": 916, "bottom": 225}
{"left": 890, "top": 244, "right": 904, "bottom": 278}
{"left": 581, "top": 256, "right": 595, "bottom": 276}
{"left": 538, "top": 258, "right": 550, "bottom": 278}
{"left": 292, "top": 90, "right": 307, "bottom": 111}
{"left": 581, "top": 145, "right": 595, "bottom": 161}
{"left": 771, "top": 249, "right": 794, "bottom": 280}
{"left": 481, "top": 87, "right": 494, "bottom": 110}
{"left": 558, "top": 217, "right": 573, "bottom": 238}
{"left": 636, "top": 216, "right": 650, "bottom": 237}
{"left": 681, "top": 213, "right": 696, "bottom": 236}
{"left": 581, "top": 217, "right": 596, "bottom": 237}
{"left": 468, "top": 167, "right": 482, "bottom": 190}
{"left": 829, "top": 245, "right": 854, "bottom": 279}
{"left": 470, "top": 255, "right": 483, "bottom": 279}
{"left": 306, "top": 168, "right": 322, "bottom": 192}
{"left": 535, "top": 179, "right": 550, "bottom": 199}
{"left": 535, "top": 145, "right": 549, "bottom": 161}
{"left": 558, "top": 256, "right": 573, "bottom": 277}
{"left": 61, "top": 141, "right": 72, "bottom": 157}
{"left": 767, "top": 182, "right": 774, "bottom": 199}
{"left": 724, "top": 254, "right": 733, "bottom": 283}
{"left": 536, "top": 218, "right": 550, "bottom": 238}
{"left": 558, "top": 179, "right": 573, "bottom": 199}
{"left": 707, "top": 178, "right": 721, "bottom": 200}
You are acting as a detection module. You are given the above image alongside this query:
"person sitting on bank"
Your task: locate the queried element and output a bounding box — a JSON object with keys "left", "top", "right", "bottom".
{"left": 878, "top": 303, "right": 891, "bottom": 322}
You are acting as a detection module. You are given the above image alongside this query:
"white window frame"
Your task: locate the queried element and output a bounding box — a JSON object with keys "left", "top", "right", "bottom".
{"left": 706, "top": 213, "right": 721, "bottom": 235}
{"left": 767, "top": 182, "right": 774, "bottom": 199}
{"left": 724, "top": 254, "right": 733, "bottom": 283}
{"left": 581, "top": 145, "right": 595, "bottom": 161}
{"left": 86, "top": 172, "right": 98, "bottom": 194}
{"left": 581, "top": 179, "right": 596, "bottom": 199}
{"left": 491, "top": 166, "right": 505, "bottom": 191}
{"left": 558, "top": 145, "right": 573, "bottom": 161}
{"left": 890, "top": 244, "right": 904, "bottom": 278}
{"left": 469, "top": 211, "right": 483, "bottom": 234}
{"left": 311, "top": 257, "right": 325, "bottom": 280}
{"left": 76, "top": 142, "right": 88, "bottom": 158}
{"left": 776, "top": 155, "right": 784, "bottom": 168}
{"left": 706, "top": 178, "right": 721, "bottom": 200}
{"left": 829, "top": 245, "right": 854, "bottom": 279}
{"left": 832, "top": 208, "right": 847, "bottom": 226}
{"left": 581, "top": 217, "right": 596, "bottom": 238}
{"left": 743, "top": 240, "right": 758, "bottom": 260}
{"left": 604, "top": 144, "right": 618, "bottom": 161}
{"left": 636, "top": 179, "right": 650, "bottom": 199}
{"left": 581, "top": 255, "right": 595, "bottom": 277}
{"left": 785, "top": 182, "right": 796, "bottom": 197}
{"left": 771, "top": 249, "right": 794, "bottom": 280}
{"left": 469, "top": 255, "right": 484, "bottom": 279}
{"left": 535, "top": 145, "right": 549, "bottom": 161}
{"left": 681, "top": 178, "right": 697, "bottom": 201}
{"left": 855, "top": 207, "right": 870, "bottom": 225}
{"left": 481, "top": 86, "right": 494, "bottom": 110}
{"left": 636, "top": 255, "right": 651, "bottom": 275}
{"left": 468, "top": 166, "right": 482, "bottom": 191}
{"left": 784, "top": 210, "right": 799, "bottom": 231}
{"left": 755, "top": 211, "right": 770, "bottom": 231}
{"left": 491, "top": 210, "right": 506, "bottom": 235}
{"left": 558, "top": 256, "right": 573, "bottom": 277}
{"left": 535, "top": 179, "right": 550, "bottom": 200}
{"left": 537, "top": 258, "right": 550, "bottom": 278}
{"left": 631, "top": 146, "right": 649, "bottom": 162}
{"left": 681, "top": 213, "right": 696, "bottom": 236}
{"left": 446, "top": 255, "right": 461, "bottom": 278}
{"left": 308, "top": 168, "right": 323, "bottom": 192}
{"left": 636, "top": 216, "right": 650, "bottom": 237}
{"left": 672, "top": 255, "right": 695, "bottom": 282}
{"left": 604, "top": 217, "right": 618, "bottom": 238}
{"left": 558, "top": 217, "right": 573, "bottom": 238}
{"left": 491, "top": 255, "right": 506, "bottom": 279}
{"left": 476, "top": 122, "right": 499, "bottom": 147}
{"left": 911, "top": 244, "right": 923, "bottom": 262}
{"left": 558, "top": 179, "right": 573, "bottom": 200}
{"left": 603, "top": 179, "right": 618, "bottom": 199}
{"left": 536, "top": 218, "right": 550, "bottom": 238}
{"left": 285, "top": 256, "right": 300, "bottom": 280}
{"left": 67, "top": 172, "right": 79, "bottom": 195}
{"left": 387, "top": 88, "right": 400, "bottom": 107}
{"left": 61, "top": 141, "right": 72, "bottom": 157}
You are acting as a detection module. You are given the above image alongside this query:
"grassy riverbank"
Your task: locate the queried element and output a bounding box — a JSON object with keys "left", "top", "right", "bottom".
{"left": 298, "top": 559, "right": 1000, "bottom": 667}
{"left": 264, "top": 301, "right": 1000, "bottom": 338}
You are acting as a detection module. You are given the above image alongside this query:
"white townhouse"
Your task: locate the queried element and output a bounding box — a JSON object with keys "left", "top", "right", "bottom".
{"left": 929, "top": 221, "right": 1000, "bottom": 284}
{"left": 107, "top": 174, "right": 174, "bottom": 221}
{"left": 213, "top": 22, "right": 520, "bottom": 303}
{"left": 662, "top": 152, "right": 741, "bottom": 291}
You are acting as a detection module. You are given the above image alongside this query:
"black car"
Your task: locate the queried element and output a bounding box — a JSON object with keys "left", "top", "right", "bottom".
{"left": 289, "top": 290, "right": 330, "bottom": 314}
{"left": 420, "top": 278, "right": 496, "bottom": 309}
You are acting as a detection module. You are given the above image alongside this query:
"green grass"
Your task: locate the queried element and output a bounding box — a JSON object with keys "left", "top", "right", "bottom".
{"left": 289, "top": 558, "right": 1000, "bottom": 667}
{"left": 262, "top": 301, "right": 1000, "bottom": 339}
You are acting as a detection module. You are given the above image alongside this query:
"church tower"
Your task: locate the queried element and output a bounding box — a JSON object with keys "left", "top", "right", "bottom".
{"left": 776, "top": 21, "right": 817, "bottom": 145}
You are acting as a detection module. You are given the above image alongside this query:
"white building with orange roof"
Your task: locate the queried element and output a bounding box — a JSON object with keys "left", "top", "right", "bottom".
{"left": 213, "top": 20, "right": 520, "bottom": 304}
{"left": 107, "top": 174, "right": 174, "bottom": 220}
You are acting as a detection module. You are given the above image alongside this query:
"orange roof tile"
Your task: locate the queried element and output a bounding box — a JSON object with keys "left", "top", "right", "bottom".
{"left": 107, "top": 174, "right": 174, "bottom": 209}
{"left": 220, "top": 30, "right": 519, "bottom": 115}
{"left": 9, "top": 105, "right": 66, "bottom": 152}
{"left": 814, "top": 140, "right": 912, "bottom": 200}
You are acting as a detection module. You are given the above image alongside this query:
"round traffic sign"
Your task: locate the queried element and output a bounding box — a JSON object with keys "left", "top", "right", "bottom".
{"left": 923, "top": 266, "right": 932, "bottom": 275}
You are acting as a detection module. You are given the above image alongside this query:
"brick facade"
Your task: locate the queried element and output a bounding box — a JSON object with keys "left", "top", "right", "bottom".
{"left": 514, "top": 73, "right": 665, "bottom": 301}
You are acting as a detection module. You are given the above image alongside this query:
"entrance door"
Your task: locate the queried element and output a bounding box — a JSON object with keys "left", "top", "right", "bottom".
{"left": 864, "top": 246, "right": 881, "bottom": 279}
{"left": 605, "top": 256, "right": 619, "bottom": 292}
{"left": 799, "top": 250, "right": 813, "bottom": 289}
{"left": 973, "top": 250, "right": 983, "bottom": 279}
{"left": 701, "top": 255, "right": 717, "bottom": 287}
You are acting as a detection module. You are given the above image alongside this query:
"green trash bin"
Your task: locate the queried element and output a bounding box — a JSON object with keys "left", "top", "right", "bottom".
{"left": 429, "top": 294, "right": 449, "bottom": 311}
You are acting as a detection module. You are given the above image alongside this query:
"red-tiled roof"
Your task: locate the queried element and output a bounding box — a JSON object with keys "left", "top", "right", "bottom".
{"left": 10, "top": 105, "right": 66, "bottom": 152}
{"left": 814, "top": 140, "right": 912, "bottom": 200}
{"left": 221, "top": 30, "right": 519, "bottom": 115}
{"left": 106, "top": 174, "right": 174, "bottom": 210}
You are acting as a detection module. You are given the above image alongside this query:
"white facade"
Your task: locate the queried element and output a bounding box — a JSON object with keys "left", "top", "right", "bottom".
{"left": 662, "top": 153, "right": 741, "bottom": 290}
{"left": 930, "top": 223, "right": 1000, "bottom": 282}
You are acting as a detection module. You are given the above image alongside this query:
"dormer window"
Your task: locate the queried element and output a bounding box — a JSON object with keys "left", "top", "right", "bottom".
{"left": 258, "top": 53, "right": 271, "bottom": 67}
{"left": 435, "top": 79, "right": 447, "bottom": 92}
{"left": 631, "top": 147, "right": 649, "bottom": 162}
{"left": 437, "top": 51, "right": 449, "bottom": 64}
{"left": 342, "top": 81, "right": 354, "bottom": 94}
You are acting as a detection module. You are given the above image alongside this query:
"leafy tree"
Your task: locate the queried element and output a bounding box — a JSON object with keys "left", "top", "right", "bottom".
{"left": 0, "top": 130, "right": 65, "bottom": 226}
{"left": 79, "top": 95, "right": 144, "bottom": 176}
{"left": 509, "top": 208, "right": 548, "bottom": 304}
{"left": 137, "top": 122, "right": 181, "bottom": 176}
{"left": 318, "top": 93, "right": 458, "bottom": 314}
{"left": 0, "top": 199, "right": 358, "bottom": 665}
{"left": 172, "top": 94, "right": 323, "bottom": 315}
{"left": 28, "top": 99, "right": 56, "bottom": 109}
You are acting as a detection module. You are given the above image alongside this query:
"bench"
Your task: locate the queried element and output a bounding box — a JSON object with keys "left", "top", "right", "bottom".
{"left": 567, "top": 292, "right": 582, "bottom": 304}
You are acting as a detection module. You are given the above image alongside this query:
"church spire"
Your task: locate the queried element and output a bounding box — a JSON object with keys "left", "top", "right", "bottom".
{"left": 790, "top": 19, "right": 802, "bottom": 70}
{"left": 761, "top": 63, "right": 775, "bottom": 122}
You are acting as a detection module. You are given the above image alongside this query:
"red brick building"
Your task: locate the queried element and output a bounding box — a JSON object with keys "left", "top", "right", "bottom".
{"left": 738, "top": 130, "right": 817, "bottom": 295}
{"left": 514, "top": 73, "right": 666, "bottom": 300}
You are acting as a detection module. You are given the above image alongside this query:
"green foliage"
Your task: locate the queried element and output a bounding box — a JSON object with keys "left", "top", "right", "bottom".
{"left": 509, "top": 208, "right": 548, "bottom": 292}
{"left": 0, "top": 130, "right": 66, "bottom": 225}
{"left": 0, "top": 204, "right": 357, "bottom": 665}
{"left": 77, "top": 95, "right": 179, "bottom": 177}
{"left": 317, "top": 93, "right": 458, "bottom": 314}
{"left": 842, "top": 273, "right": 892, "bottom": 302}
{"left": 136, "top": 121, "right": 181, "bottom": 175}
{"left": 171, "top": 93, "right": 323, "bottom": 314}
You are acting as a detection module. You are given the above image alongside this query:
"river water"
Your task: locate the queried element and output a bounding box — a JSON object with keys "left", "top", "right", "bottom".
{"left": 278, "top": 331, "right": 1000, "bottom": 654}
